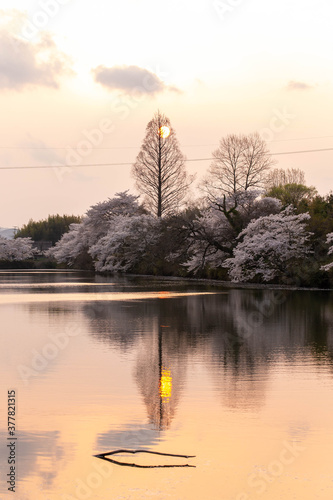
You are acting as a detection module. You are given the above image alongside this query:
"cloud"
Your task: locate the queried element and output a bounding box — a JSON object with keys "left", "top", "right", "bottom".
{"left": 0, "top": 430, "right": 64, "bottom": 486}
{"left": 22, "top": 136, "right": 66, "bottom": 165}
{"left": 286, "top": 80, "right": 314, "bottom": 91}
{"left": 95, "top": 422, "right": 162, "bottom": 451}
{"left": 92, "top": 64, "right": 180, "bottom": 95}
{"left": 0, "top": 28, "right": 74, "bottom": 90}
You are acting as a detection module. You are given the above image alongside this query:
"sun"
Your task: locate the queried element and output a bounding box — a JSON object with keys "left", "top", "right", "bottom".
{"left": 158, "top": 126, "right": 170, "bottom": 138}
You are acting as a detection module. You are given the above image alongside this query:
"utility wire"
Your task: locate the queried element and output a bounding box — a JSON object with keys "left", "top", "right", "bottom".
{"left": 0, "top": 146, "right": 332, "bottom": 170}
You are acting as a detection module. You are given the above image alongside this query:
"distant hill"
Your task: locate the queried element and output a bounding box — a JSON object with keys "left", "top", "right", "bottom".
{"left": 0, "top": 228, "right": 15, "bottom": 239}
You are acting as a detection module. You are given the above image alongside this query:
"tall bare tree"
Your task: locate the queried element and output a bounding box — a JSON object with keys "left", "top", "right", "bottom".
{"left": 132, "top": 111, "right": 191, "bottom": 217}
{"left": 265, "top": 167, "right": 306, "bottom": 189}
{"left": 203, "top": 132, "right": 275, "bottom": 200}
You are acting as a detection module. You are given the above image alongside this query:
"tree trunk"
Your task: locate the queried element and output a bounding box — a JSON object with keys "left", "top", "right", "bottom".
{"left": 157, "top": 126, "right": 162, "bottom": 217}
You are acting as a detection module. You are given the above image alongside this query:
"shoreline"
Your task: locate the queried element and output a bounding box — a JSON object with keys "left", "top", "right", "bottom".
{"left": 0, "top": 267, "right": 332, "bottom": 291}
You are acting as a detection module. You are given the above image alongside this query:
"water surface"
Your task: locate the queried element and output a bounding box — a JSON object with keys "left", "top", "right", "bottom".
{"left": 0, "top": 271, "right": 333, "bottom": 499}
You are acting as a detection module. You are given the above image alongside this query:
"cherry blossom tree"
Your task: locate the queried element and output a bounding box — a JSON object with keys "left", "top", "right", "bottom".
{"left": 89, "top": 214, "right": 160, "bottom": 272}
{"left": 47, "top": 224, "right": 85, "bottom": 265}
{"left": 0, "top": 237, "right": 35, "bottom": 261}
{"left": 223, "top": 207, "right": 312, "bottom": 283}
{"left": 83, "top": 191, "right": 141, "bottom": 245}
{"left": 320, "top": 232, "right": 333, "bottom": 272}
{"left": 48, "top": 192, "right": 142, "bottom": 267}
{"left": 184, "top": 191, "right": 281, "bottom": 273}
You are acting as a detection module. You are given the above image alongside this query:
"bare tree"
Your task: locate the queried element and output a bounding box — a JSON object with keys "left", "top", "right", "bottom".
{"left": 203, "top": 132, "right": 275, "bottom": 200}
{"left": 265, "top": 168, "right": 317, "bottom": 207}
{"left": 132, "top": 111, "right": 191, "bottom": 217}
{"left": 265, "top": 167, "right": 306, "bottom": 189}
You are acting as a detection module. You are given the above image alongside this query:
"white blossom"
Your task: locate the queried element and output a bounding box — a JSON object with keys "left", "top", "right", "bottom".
{"left": 185, "top": 191, "right": 282, "bottom": 273}
{"left": 320, "top": 232, "right": 333, "bottom": 272}
{"left": 224, "top": 207, "right": 312, "bottom": 282}
{"left": 0, "top": 237, "right": 35, "bottom": 261}
{"left": 89, "top": 214, "right": 160, "bottom": 272}
{"left": 48, "top": 192, "right": 141, "bottom": 266}
{"left": 47, "top": 223, "right": 84, "bottom": 265}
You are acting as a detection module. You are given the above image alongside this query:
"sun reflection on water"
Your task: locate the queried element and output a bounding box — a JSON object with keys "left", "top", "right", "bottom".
{"left": 159, "top": 368, "right": 172, "bottom": 401}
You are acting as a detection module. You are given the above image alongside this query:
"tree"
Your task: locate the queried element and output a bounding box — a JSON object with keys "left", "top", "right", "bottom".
{"left": 266, "top": 183, "right": 317, "bottom": 208}
{"left": 48, "top": 192, "right": 143, "bottom": 268}
{"left": 183, "top": 191, "right": 282, "bottom": 274}
{"left": 89, "top": 214, "right": 160, "bottom": 273}
{"left": 203, "top": 132, "right": 275, "bottom": 200}
{"left": 132, "top": 111, "right": 191, "bottom": 217}
{"left": 265, "top": 167, "right": 306, "bottom": 189}
{"left": 15, "top": 214, "right": 82, "bottom": 245}
{"left": 47, "top": 223, "right": 87, "bottom": 266}
{"left": 321, "top": 233, "right": 333, "bottom": 272}
{"left": 223, "top": 207, "right": 312, "bottom": 283}
{"left": 0, "top": 237, "right": 35, "bottom": 261}
{"left": 83, "top": 191, "right": 142, "bottom": 246}
{"left": 265, "top": 168, "right": 317, "bottom": 208}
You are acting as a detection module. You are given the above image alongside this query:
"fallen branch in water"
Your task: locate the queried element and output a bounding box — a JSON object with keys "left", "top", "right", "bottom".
{"left": 93, "top": 449, "right": 196, "bottom": 468}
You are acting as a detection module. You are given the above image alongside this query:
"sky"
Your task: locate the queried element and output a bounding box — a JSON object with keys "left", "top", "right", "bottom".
{"left": 0, "top": 0, "right": 333, "bottom": 227}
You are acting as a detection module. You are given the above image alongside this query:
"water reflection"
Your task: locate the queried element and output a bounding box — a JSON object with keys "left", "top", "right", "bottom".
{"left": 96, "top": 421, "right": 161, "bottom": 450}
{"left": 1, "top": 272, "right": 333, "bottom": 499}
{"left": 0, "top": 430, "right": 65, "bottom": 488}
{"left": 135, "top": 324, "right": 186, "bottom": 429}
{"left": 82, "top": 287, "right": 333, "bottom": 419}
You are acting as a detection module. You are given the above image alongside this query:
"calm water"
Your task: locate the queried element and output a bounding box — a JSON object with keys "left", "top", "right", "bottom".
{"left": 0, "top": 271, "right": 333, "bottom": 500}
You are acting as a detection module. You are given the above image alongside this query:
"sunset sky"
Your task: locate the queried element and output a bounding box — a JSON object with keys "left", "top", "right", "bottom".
{"left": 1, "top": 0, "right": 332, "bottom": 227}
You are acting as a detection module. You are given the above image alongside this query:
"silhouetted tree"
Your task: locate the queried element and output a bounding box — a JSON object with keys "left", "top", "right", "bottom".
{"left": 265, "top": 167, "right": 306, "bottom": 189}
{"left": 203, "top": 132, "right": 274, "bottom": 200}
{"left": 132, "top": 111, "right": 191, "bottom": 217}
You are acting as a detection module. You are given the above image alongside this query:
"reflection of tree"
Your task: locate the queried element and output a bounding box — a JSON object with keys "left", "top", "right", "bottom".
{"left": 18, "top": 274, "right": 333, "bottom": 416}
{"left": 85, "top": 297, "right": 196, "bottom": 429}
{"left": 135, "top": 322, "right": 187, "bottom": 430}
{"left": 81, "top": 288, "right": 333, "bottom": 414}
{"left": 206, "top": 289, "right": 333, "bottom": 409}
{"left": 81, "top": 286, "right": 333, "bottom": 415}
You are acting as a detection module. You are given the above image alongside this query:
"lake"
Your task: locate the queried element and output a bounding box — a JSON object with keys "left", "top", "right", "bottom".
{"left": 0, "top": 270, "right": 333, "bottom": 499}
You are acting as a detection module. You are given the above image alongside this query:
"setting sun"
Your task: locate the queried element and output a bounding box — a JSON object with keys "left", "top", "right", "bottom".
{"left": 158, "top": 126, "right": 170, "bottom": 138}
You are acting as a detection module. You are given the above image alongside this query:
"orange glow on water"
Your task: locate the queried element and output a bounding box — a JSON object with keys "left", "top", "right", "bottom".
{"left": 159, "top": 369, "right": 172, "bottom": 400}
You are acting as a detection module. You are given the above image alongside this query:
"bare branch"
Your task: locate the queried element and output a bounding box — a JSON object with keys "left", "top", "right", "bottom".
{"left": 202, "top": 132, "right": 275, "bottom": 201}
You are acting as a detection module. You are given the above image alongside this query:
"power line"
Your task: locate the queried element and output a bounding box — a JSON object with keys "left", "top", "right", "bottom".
{"left": 271, "top": 135, "right": 333, "bottom": 142}
{"left": 188, "top": 146, "right": 333, "bottom": 158}
{"left": 272, "top": 147, "right": 333, "bottom": 156}
{"left": 0, "top": 146, "right": 332, "bottom": 170}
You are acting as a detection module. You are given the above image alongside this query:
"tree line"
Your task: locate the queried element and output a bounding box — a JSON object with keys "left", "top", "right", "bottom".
{"left": 15, "top": 214, "right": 82, "bottom": 244}
{"left": 5, "top": 111, "right": 333, "bottom": 286}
